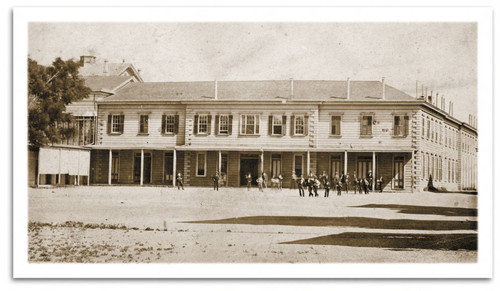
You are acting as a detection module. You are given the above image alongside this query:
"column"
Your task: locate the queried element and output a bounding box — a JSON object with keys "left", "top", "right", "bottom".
{"left": 372, "top": 152, "right": 376, "bottom": 191}
{"left": 172, "top": 149, "right": 177, "bottom": 187}
{"left": 344, "top": 151, "right": 348, "bottom": 174}
{"left": 260, "top": 151, "right": 264, "bottom": 174}
{"left": 58, "top": 148, "right": 62, "bottom": 185}
{"left": 307, "top": 151, "right": 310, "bottom": 176}
{"left": 108, "top": 149, "right": 112, "bottom": 185}
{"left": 140, "top": 149, "right": 144, "bottom": 186}
{"left": 218, "top": 151, "right": 222, "bottom": 173}
{"left": 411, "top": 151, "right": 415, "bottom": 193}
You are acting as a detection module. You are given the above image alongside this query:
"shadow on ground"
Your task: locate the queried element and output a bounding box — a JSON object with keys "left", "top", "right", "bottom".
{"left": 183, "top": 216, "right": 477, "bottom": 230}
{"left": 280, "top": 232, "right": 477, "bottom": 251}
{"left": 351, "top": 204, "right": 477, "bottom": 217}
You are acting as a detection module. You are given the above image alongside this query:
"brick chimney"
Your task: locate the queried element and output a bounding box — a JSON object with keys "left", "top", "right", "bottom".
{"left": 381, "top": 77, "right": 386, "bottom": 100}
{"left": 347, "top": 77, "right": 351, "bottom": 99}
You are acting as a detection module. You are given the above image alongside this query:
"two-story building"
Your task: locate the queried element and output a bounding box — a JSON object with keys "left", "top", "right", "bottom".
{"left": 91, "top": 78, "right": 477, "bottom": 192}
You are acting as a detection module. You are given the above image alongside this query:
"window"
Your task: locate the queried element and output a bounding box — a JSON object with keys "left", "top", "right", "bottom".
{"left": 427, "top": 118, "right": 430, "bottom": 139}
{"left": 271, "top": 154, "right": 282, "bottom": 178}
{"left": 139, "top": 114, "right": 149, "bottom": 134}
{"left": 108, "top": 114, "right": 124, "bottom": 134}
{"left": 271, "top": 115, "right": 283, "bottom": 135}
{"left": 294, "top": 115, "right": 305, "bottom": 135}
{"left": 421, "top": 116, "right": 425, "bottom": 137}
{"left": 331, "top": 115, "right": 341, "bottom": 136}
{"left": 162, "top": 115, "right": 176, "bottom": 134}
{"left": 219, "top": 115, "right": 229, "bottom": 134}
{"left": 393, "top": 115, "right": 409, "bottom": 137}
{"left": 240, "top": 114, "right": 260, "bottom": 135}
{"left": 198, "top": 114, "right": 208, "bottom": 134}
{"left": 360, "top": 115, "right": 373, "bottom": 136}
{"left": 196, "top": 152, "right": 206, "bottom": 176}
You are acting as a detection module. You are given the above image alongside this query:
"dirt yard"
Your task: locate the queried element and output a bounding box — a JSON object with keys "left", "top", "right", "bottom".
{"left": 28, "top": 186, "right": 477, "bottom": 263}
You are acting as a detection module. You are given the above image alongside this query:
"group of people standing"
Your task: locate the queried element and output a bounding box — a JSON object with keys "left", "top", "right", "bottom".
{"left": 293, "top": 170, "right": 384, "bottom": 197}
{"left": 246, "top": 172, "right": 284, "bottom": 192}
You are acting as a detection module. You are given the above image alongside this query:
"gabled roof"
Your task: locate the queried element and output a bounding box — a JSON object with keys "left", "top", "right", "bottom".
{"left": 79, "top": 62, "right": 144, "bottom": 82}
{"left": 83, "top": 76, "right": 134, "bottom": 93}
{"left": 101, "top": 80, "right": 415, "bottom": 103}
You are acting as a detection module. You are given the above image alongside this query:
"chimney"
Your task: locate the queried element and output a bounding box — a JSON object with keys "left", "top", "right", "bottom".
{"left": 435, "top": 92, "right": 439, "bottom": 108}
{"left": 442, "top": 96, "right": 445, "bottom": 112}
{"left": 347, "top": 77, "right": 351, "bottom": 99}
{"left": 122, "top": 59, "right": 126, "bottom": 63}
{"left": 381, "top": 77, "right": 386, "bottom": 100}
{"left": 138, "top": 69, "right": 142, "bottom": 75}
{"left": 214, "top": 80, "right": 218, "bottom": 100}
{"left": 415, "top": 80, "right": 418, "bottom": 98}
{"left": 290, "top": 78, "right": 294, "bottom": 98}
{"left": 421, "top": 84, "right": 424, "bottom": 98}
{"left": 103, "top": 60, "right": 109, "bottom": 75}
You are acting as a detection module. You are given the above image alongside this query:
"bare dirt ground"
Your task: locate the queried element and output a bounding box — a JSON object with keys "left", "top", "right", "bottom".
{"left": 28, "top": 186, "right": 477, "bottom": 263}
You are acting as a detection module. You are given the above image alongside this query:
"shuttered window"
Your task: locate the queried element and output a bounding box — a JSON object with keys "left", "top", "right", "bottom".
{"left": 331, "top": 115, "right": 341, "bottom": 136}
{"left": 393, "top": 115, "right": 409, "bottom": 137}
{"left": 219, "top": 115, "right": 229, "bottom": 134}
{"left": 294, "top": 115, "right": 304, "bottom": 135}
{"left": 198, "top": 114, "right": 208, "bottom": 134}
{"left": 360, "top": 115, "right": 373, "bottom": 136}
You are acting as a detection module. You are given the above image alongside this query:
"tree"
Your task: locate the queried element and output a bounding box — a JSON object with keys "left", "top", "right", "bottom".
{"left": 28, "top": 57, "right": 91, "bottom": 149}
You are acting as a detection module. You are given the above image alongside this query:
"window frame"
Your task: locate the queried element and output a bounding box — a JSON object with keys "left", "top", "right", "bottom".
{"left": 392, "top": 114, "right": 408, "bottom": 137}
{"left": 197, "top": 114, "right": 209, "bottom": 135}
{"left": 330, "top": 115, "right": 342, "bottom": 136}
{"left": 271, "top": 115, "right": 283, "bottom": 136}
{"left": 111, "top": 114, "right": 121, "bottom": 134}
{"left": 218, "top": 114, "right": 230, "bottom": 135}
{"left": 294, "top": 115, "right": 305, "bottom": 136}
{"left": 164, "top": 114, "right": 176, "bottom": 134}
{"left": 240, "top": 114, "right": 260, "bottom": 135}
{"left": 360, "top": 114, "right": 374, "bottom": 137}
{"left": 138, "top": 114, "right": 149, "bottom": 135}
{"left": 196, "top": 152, "right": 207, "bottom": 177}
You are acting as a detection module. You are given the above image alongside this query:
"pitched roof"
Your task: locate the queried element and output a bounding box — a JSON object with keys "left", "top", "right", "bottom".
{"left": 79, "top": 62, "right": 132, "bottom": 76}
{"left": 83, "top": 76, "right": 133, "bottom": 93}
{"left": 101, "top": 80, "right": 415, "bottom": 103}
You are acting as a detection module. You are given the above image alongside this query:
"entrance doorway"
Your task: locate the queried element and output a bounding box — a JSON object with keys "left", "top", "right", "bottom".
{"left": 393, "top": 156, "right": 404, "bottom": 189}
{"left": 357, "top": 157, "right": 372, "bottom": 179}
{"left": 331, "top": 155, "right": 342, "bottom": 180}
{"left": 164, "top": 152, "right": 173, "bottom": 185}
{"left": 240, "top": 154, "right": 259, "bottom": 186}
{"left": 134, "top": 152, "right": 151, "bottom": 184}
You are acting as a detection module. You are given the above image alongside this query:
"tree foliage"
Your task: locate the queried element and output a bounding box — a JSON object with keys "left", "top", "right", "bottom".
{"left": 28, "top": 57, "right": 91, "bottom": 148}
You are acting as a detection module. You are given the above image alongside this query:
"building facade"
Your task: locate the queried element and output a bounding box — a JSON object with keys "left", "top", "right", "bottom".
{"left": 89, "top": 79, "right": 478, "bottom": 192}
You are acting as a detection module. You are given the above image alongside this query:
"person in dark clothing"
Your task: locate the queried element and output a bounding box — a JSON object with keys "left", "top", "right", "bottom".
{"left": 344, "top": 172, "right": 350, "bottom": 194}
{"left": 213, "top": 171, "right": 219, "bottom": 191}
{"left": 363, "top": 178, "right": 370, "bottom": 194}
{"left": 176, "top": 173, "right": 184, "bottom": 190}
{"left": 353, "top": 176, "right": 358, "bottom": 194}
{"left": 377, "top": 176, "right": 384, "bottom": 193}
{"left": 307, "top": 178, "right": 314, "bottom": 197}
{"left": 324, "top": 180, "right": 330, "bottom": 197}
{"left": 336, "top": 180, "right": 342, "bottom": 196}
{"left": 297, "top": 176, "right": 305, "bottom": 197}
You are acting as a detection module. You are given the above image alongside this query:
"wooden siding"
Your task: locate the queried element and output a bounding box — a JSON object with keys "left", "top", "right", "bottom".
{"left": 97, "top": 104, "right": 185, "bottom": 148}
{"left": 316, "top": 105, "right": 415, "bottom": 151}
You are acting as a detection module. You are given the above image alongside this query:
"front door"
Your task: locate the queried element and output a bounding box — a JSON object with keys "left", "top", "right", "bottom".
{"left": 164, "top": 152, "right": 173, "bottom": 185}
{"left": 357, "top": 157, "right": 372, "bottom": 179}
{"left": 393, "top": 156, "right": 404, "bottom": 189}
{"left": 331, "top": 155, "right": 342, "bottom": 180}
{"left": 240, "top": 155, "right": 259, "bottom": 186}
{"left": 134, "top": 152, "right": 151, "bottom": 184}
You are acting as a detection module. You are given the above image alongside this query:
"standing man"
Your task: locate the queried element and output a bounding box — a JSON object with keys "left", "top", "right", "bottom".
{"left": 324, "top": 179, "right": 330, "bottom": 197}
{"left": 262, "top": 172, "right": 268, "bottom": 189}
{"left": 313, "top": 178, "right": 320, "bottom": 197}
{"left": 291, "top": 171, "right": 298, "bottom": 190}
{"left": 213, "top": 171, "right": 219, "bottom": 191}
{"left": 368, "top": 170, "right": 373, "bottom": 191}
{"left": 353, "top": 175, "right": 358, "bottom": 194}
{"left": 377, "top": 176, "right": 384, "bottom": 193}
{"left": 297, "top": 176, "right": 305, "bottom": 197}
{"left": 257, "top": 176, "right": 264, "bottom": 192}
{"left": 345, "top": 172, "right": 350, "bottom": 194}
{"left": 278, "top": 173, "right": 284, "bottom": 190}
{"left": 176, "top": 173, "right": 184, "bottom": 190}
{"left": 246, "top": 172, "right": 252, "bottom": 191}
{"left": 307, "top": 177, "right": 313, "bottom": 197}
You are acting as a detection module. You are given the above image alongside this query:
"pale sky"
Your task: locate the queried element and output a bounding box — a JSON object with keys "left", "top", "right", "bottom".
{"left": 28, "top": 22, "right": 477, "bottom": 123}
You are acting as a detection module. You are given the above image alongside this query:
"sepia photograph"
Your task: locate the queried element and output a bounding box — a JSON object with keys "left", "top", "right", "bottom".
{"left": 12, "top": 6, "right": 493, "bottom": 279}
